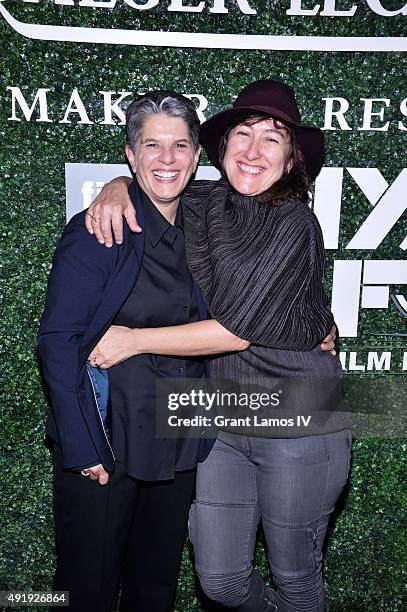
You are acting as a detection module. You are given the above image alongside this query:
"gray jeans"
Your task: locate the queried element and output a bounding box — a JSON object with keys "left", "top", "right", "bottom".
{"left": 189, "top": 430, "right": 351, "bottom": 612}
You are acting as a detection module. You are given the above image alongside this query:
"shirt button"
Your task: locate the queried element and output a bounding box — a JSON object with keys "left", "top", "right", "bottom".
{"left": 178, "top": 367, "right": 184, "bottom": 374}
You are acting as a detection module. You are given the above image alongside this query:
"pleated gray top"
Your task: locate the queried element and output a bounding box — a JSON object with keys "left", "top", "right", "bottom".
{"left": 182, "top": 177, "right": 350, "bottom": 437}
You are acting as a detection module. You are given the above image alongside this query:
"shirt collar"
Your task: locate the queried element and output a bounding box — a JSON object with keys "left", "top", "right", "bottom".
{"left": 140, "top": 189, "right": 183, "bottom": 248}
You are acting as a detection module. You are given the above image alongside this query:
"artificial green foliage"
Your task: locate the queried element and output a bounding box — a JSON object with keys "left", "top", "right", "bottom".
{"left": 0, "top": 3, "right": 405, "bottom": 611}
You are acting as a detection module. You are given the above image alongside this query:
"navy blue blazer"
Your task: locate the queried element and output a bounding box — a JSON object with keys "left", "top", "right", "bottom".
{"left": 38, "top": 183, "right": 213, "bottom": 471}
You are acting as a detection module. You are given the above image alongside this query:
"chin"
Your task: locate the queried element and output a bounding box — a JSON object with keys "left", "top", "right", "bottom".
{"left": 236, "top": 185, "right": 260, "bottom": 196}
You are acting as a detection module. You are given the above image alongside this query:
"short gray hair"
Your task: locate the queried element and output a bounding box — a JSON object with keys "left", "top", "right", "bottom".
{"left": 126, "top": 90, "right": 200, "bottom": 151}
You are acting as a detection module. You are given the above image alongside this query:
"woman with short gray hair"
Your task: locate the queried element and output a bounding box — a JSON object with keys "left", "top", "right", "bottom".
{"left": 38, "top": 89, "right": 249, "bottom": 612}
{"left": 125, "top": 90, "right": 201, "bottom": 151}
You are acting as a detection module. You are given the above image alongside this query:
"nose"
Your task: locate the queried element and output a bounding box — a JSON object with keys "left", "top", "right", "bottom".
{"left": 243, "top": 137, "right": 261, "bottom": 161}
{"left": 158, "top": 145, "right": 176, "bottom": 165}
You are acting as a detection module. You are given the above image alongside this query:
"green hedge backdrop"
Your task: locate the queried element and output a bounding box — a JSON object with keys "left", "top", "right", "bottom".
{"left": 0, "top": 2, "right": 406, "bottom": 611}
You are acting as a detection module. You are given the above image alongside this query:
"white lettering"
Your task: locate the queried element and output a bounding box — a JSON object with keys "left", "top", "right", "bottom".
{"left": 178, "top": 393, "right": 190, "bottom": 406}
{"left": 184, "top": 93, "right": 208, "bottom": 123}
{"left": 209, "top": 0, "right": 257, "bottom": 14}
{"left": 124, "top": 0, "right": 160, "bottom": 10}
{"left": 363, "top": 260, "right": 407, "bottom": 285}
{"left": 24, "top": 0, "right": 75, "bottom": 3}
{"left": 394, "top": 294, "right": 407, "bottom": 312}
{"left": 346, "top": 170, "right": 407, "bottom": 250}
{"left": 205, "top": 393, "right": 216, "bottom": 411}
{"left": 361, "top": 285, "right": 389, "bottom": 309}
{"left": 286, "top": 1, "right": 320, "bottom": 15}
{"left": 168, "top": 0, "right": 205, "bottom": 12}
{"left": 322, "top": 97, "right": 352, "bottom": 130}
{"left": 287, "top": 0, "right": 407, "bottom": 16}
{"left": 17, "top": 0, "right": 407, "bottom": 16}
{"left": 348, "top": 351, "right": 366, "bottom": 371}
{"left": 365, "top": 1, "right": 407, "bottom": 17}
{"left": 367, "top": 351, "right": 391, "bottom": 371}
{"left": 331, "top": 260, "right": 362, "bottom": 337}
{"left": 99, "top": 91, "right": 132, "bottom": 125}
{"left": 81, "top": 180, "right": 104, "bottom": 209}
{"left": 332, "top": 259, "right": 407, "bottom": 337}
{"left": 399, "top": 98, "right": 407, "bottom": 131}
{"left": 312, "top": 168, "right": 343, "bottom": 249}
{"left": 81, "top": 181, "right": 95, "bottom": 210}
{"left": 359, "top": 98, "right": 390, "bottom": 131}
{"left": 320, "top": 1, "right": 356, "bottom": 17}
{"left": 79, "top": 0, "right": 117, "bottom": 7}
{"left": 346, "top": 167, "right": 388, "bottom": 205}
{"left": 297, "top": 415, "right": 312, "bottom": 426}
{"left": 59, "top": 88, "right": 93, "bottom": 124}
{"left": 7, "top": 87, "right": 51, "bottom": 123}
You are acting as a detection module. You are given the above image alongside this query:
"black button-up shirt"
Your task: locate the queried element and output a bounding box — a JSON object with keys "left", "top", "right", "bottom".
{"left": 108, "top": 189, "right": 205, "bottom": 480}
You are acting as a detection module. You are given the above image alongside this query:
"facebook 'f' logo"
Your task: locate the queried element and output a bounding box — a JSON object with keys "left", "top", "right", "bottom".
{"left": 65, "top": 163, "right": 132, "bottom": 221}
{"left": 81, "top": 181, "right": 107, "bottom": 210}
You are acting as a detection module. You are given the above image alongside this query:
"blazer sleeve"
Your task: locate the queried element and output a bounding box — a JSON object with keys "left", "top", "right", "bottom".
{"left": 38, "top": 213, "right": 117, "bottom": 469}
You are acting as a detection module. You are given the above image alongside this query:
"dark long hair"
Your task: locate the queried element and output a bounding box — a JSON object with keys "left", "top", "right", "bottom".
{"left": 219, "top": 114, "right": 311, "bottom": 206}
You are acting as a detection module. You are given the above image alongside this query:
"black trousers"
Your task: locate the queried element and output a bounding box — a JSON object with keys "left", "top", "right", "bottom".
{"left": 52, "top": 446, "right": 196, "bottom": 612}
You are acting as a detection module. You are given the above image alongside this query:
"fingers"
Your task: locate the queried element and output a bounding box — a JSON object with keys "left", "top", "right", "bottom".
{"left": 86, "top": 203, "right": 142, "bottom": 247}
{"left": 88, "top": 353, "right": 99, "bottom": 368}
{"left": 88, "top": 472, "right": 109, "bottom": 485}
{"left": 81, "top": 464, "right": 110, "bottom": 486}
{"left": 320, "top": 338, "right": 336, "bottom": 356}
{"left": 324, "top": 325, "right": 337, "bottom": 356}
{"left": 85, "top": 210, "right": 94, "bottom": 235}
{"left": 88, "top": 348, "right": 109, "bottom": 369}
{"left": 124, "top": 206, "right": 142, "bottom": 234}
{"left": 87, "top": 205, "right": 107, "bottom": 245}
{"left": 99, "top": 205, "right": 118, "bottom": 247}
{"left": 111, "top": 207, "right": 125, "bottom": 245}
{"left": 87, "top": 206, "right": 125, "bottom": 247}
{"left": 88, "top": 352, "right": 109, "bottom": 370}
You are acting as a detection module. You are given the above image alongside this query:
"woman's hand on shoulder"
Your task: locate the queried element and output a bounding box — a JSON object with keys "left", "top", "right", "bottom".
{"left": 85, "top": 176, "right": 141, "bottom": 247}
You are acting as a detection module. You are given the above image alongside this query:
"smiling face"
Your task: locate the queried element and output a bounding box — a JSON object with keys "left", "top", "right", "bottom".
{"left": 222, "top": 118, "right": 292, "bottom": 196}
{"left": 125, "top": 113, "right": 200, "bottom": 212}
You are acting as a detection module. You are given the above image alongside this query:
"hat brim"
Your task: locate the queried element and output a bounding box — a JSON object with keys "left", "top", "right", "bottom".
{"left": 200, "top": 105, "right": 325, "bottom": 182}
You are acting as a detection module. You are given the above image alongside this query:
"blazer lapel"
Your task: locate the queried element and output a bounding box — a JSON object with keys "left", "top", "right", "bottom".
{"left": 128, "top": 181, "right": 146, "bottom": 264}
{"left": 79, "top": 182, "right": 146, "bottom": 364}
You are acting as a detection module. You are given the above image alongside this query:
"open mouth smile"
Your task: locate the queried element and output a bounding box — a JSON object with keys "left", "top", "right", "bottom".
{"left": 153, "top": 170, "right": 181, "bottom": 180}
{"left": 237, "top": 162, "right": 264, "bottom": 175}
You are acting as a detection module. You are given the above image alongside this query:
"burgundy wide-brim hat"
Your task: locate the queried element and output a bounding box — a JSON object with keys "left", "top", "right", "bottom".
{"left": 200, "top": 79, "right": 325, "bottom": 181}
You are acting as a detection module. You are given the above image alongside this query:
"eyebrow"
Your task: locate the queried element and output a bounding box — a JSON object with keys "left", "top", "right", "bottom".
{"left": 141, "top": 137, "right": 191, "bottom": 144}
{"left": 238, "top": 124, "right": 286, "bottom": 136}
{"left": 263, "top": 128, "right": 286, "bottom": 136}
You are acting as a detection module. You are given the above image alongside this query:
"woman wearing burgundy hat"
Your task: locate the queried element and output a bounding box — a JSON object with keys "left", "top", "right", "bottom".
{"left": 86, "top": 80, "right": 351, "bottom": 612}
